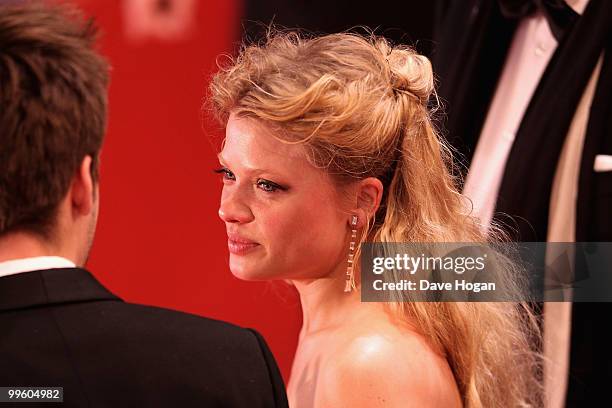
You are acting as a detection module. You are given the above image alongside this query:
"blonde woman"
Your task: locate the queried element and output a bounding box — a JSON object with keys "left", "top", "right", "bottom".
{"left": 209, "top": 31, "right": 542, "bottom": 407}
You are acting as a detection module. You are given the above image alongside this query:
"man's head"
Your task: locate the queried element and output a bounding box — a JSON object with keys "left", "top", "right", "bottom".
{"left": 0, "top": 2, "right": 109, "bottom": 265}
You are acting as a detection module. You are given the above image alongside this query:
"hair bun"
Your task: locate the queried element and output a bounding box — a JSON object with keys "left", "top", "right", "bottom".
{"left": 387, "top": 49, "right": 434, "bottom": 104}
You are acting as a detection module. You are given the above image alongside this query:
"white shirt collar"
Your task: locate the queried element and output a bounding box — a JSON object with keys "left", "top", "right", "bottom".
{"left": 0, "top": 256, "right": 76, "bottom": 279}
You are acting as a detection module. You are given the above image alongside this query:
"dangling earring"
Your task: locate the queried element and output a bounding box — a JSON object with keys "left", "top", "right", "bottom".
{"left": 344, "top": 215, "right": 358, "bottom": 292}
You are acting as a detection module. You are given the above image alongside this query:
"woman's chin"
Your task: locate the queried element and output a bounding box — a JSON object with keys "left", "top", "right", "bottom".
{"left": 229, "top": 260, "right": 266, "bottom": 281}
{"left": 230, "top": 268, "right": 260, "bottom": 281}
{"left": 229, "top": 260, "right": 286, "bottom": 281}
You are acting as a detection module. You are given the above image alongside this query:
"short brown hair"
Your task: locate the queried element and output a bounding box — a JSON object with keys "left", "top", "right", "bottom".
{"left": 0, "top": 1, "right": 109, "bottom": 237}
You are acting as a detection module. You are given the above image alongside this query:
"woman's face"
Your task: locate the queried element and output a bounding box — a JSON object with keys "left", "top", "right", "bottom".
{"left": 217, "top": 114, "right": 349, "bottom": 281}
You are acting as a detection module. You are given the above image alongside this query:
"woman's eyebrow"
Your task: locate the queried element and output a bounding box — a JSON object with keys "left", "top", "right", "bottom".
{"left": 217, "top": 153, "right": 281, "bottom": 176}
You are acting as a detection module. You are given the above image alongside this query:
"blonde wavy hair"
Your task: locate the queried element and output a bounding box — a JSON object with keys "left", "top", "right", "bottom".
{"left": 209, "top": 30, "right": 542, "bottom": 407}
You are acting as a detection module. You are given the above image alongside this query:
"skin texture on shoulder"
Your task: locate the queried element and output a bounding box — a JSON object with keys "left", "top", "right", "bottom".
{"left": 316, "top": 309, "right": 462, "bottom": 408}
{"left": 287, "top": 302, "right": 462, "bottom": 407}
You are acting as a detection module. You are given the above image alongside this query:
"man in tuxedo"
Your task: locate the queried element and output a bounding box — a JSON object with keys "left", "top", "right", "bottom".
{"left": 0, "top": 3, "right": 288, "bottom": 407}
{"left": 433, "top": 0, "right": 612, "bottom": 406}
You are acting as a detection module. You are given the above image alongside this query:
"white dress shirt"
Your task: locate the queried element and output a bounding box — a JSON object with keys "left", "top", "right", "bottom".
{"left": 0, "top": 256, "right": 76, "bottom": 279}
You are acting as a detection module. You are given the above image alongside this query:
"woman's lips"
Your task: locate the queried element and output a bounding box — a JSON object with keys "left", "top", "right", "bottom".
{"left": 227, "top": 234, "right": 260, "bottom": 255}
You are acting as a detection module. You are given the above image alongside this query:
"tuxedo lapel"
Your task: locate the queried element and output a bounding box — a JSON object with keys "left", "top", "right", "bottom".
{"left": 433, "top": 0, "right": 517, "bottom": 166}
{"left": 576, "top": 48, "right": 612, "bottom": 241}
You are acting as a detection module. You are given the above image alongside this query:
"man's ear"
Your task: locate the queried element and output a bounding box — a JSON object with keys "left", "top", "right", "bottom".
{"left": 352, "top": 177, "right": 383, "bottom": 229}
{"left": 70, "top": 155, "right": 95, "bottom": 217}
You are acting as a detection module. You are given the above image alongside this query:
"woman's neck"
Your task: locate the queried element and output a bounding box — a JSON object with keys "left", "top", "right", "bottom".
{"left": 291, "top": 269, "right": 362, "bottom": 337}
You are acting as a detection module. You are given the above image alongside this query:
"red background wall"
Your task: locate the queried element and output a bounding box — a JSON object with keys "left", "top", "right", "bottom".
{"left": 76, "top": 0, "right": 301, "bottom": 382}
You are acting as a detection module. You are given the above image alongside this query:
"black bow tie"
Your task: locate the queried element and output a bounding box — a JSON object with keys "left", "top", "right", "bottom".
{"left": 498, "top": 0, "right": 579, "bottom": 41}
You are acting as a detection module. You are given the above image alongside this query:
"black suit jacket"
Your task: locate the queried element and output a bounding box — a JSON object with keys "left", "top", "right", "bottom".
{"left": 0, "top": 267, "right": 289, "bottom": 407}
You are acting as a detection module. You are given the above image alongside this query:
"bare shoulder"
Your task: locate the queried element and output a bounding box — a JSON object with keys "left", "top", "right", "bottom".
{"left": 318, "top": 325, "right": 462, "bottom": 407}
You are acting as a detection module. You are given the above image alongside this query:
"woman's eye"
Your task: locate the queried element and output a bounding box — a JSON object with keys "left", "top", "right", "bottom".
{"left": 214, "top": 167, "right": 235, "bottom": 181}
{"left": 257, "top": 179, "right": 282, "bottom": 192}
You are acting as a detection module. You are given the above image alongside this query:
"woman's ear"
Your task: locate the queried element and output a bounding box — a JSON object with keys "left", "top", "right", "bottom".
{"left": 351, "top": 177, "right": 383, "bottom": 229}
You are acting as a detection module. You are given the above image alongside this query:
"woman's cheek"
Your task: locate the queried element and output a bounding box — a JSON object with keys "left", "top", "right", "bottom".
{"left": 270, "top": 218, "right": 304, "bottom": 246}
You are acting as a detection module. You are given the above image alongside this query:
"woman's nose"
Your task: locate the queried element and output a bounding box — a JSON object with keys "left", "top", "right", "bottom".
{"left": 218, "top": 190, "right": 254, "bottom": 224}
